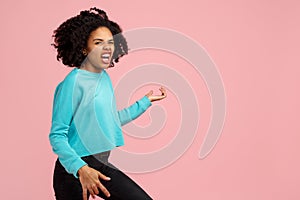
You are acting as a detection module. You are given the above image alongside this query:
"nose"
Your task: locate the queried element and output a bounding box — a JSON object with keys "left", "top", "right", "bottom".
{"left": 103, "top": 42, "right": 112, "bottom": 51}
{"left": 103, "top": 45, "right": 110, "bottom": 50}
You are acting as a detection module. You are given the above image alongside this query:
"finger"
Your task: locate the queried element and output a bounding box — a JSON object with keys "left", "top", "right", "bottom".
{"left": 92, "top": 184, "right": 99, "bottom": 195}
{"left": 146, "top": 90, "right": 153, "bottom": 96}
{"left": 160, "top": 86, "right": 166, "bottom": 92}
{"left": 159, "top": 87, "right": 166, "bottom": 95}
{"left": 82, "top": 188, "right": 88, "bottom": 200}
{"left": 98, "top": 171, "right": 111, "bottom": 181}
{"left": 161, "top": 91, "right": 166, "bottom": 96}
{"left": 162, "top": 90, "right": 167, "bottom": 97}
{"left": 88, "top": 188, "right": 95, "bottom": 198}
{"left": 98, "top": 183, "right": 111, "bottom": 197}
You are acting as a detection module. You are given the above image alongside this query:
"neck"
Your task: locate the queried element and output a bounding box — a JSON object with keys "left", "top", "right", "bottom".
{"left": 80, "top": 62, "right": 103, "bottom": 73}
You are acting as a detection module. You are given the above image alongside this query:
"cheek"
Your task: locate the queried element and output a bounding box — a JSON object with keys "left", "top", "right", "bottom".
{"left": 86, "top": 43, "right": 96, "bottom": 52}
{"left": 111, "top": 45, "right": 115, "bottom": 53}
{"left": 89, "top": 46, "right": 101, "bottom": 55}
{"left": 87, "top": 48, "right": 101, "bottom": 62}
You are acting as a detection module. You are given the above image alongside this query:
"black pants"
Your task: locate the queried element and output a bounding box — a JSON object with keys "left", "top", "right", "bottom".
{"left": 53, "top": 151, "right": 153, "bottom": 200}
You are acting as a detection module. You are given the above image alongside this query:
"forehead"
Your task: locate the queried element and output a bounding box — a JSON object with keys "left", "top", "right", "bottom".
{"left": 89, "top": 26, "right": 113, "bottom": 39}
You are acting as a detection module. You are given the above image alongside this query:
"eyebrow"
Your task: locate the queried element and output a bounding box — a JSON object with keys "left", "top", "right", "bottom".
{"left": 93, "top": 38, "right": 114, "bottom": 42}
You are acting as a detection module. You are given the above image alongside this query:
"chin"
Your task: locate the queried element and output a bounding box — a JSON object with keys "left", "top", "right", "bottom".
{"left": 101, "top": 63, "right": 112, "bottom": 69}
{"left": 101, "top": 65, "right": 110, "bottom": 69}
{"left": 96, "top": 64, "right": 108, "bottom": 70}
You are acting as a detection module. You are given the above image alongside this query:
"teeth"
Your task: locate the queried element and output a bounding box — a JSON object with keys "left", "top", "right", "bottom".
{"left": 102, "top": 53, "right": 110, "bottom": 58}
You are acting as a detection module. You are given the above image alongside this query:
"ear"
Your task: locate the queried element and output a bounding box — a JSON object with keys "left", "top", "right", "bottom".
{"left": 82, "top": 49, "right": 88, "bottom": 56}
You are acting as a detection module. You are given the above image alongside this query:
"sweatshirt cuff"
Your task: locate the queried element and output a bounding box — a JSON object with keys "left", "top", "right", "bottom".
{"left": 71, "top": 158, "right": 87, "bottom": 178}
{"left": 140, "top": 95, "right": 152, "bottom": 110}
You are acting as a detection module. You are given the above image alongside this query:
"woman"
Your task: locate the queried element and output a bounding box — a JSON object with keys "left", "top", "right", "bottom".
{"left": 49, "top": 7, "right": 166, "bottom": 200}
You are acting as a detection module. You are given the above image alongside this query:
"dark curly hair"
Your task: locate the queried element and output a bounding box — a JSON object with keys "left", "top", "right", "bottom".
{"left": 51, "top": 7, "right": 128, "bottom": 68}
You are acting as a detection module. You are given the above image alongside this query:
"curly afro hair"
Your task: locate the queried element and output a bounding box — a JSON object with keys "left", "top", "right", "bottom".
{"left": 51, "top": 7, "right": 128, "bottom": 68}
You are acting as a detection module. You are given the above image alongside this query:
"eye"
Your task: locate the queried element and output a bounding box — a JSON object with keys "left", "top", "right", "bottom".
{"left": 95, "top": 42, "right": 102, "bottom": 45}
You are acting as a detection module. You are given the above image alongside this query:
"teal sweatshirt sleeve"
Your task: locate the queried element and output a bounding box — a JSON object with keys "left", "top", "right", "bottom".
{"left": 117, "top": 95, "right": 152, "bottom": 126}
{"left": 49, "top": 78, "right": 87, "bottom": 178}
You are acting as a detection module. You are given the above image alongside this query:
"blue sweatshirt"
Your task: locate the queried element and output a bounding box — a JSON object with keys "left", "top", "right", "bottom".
{"left": 49, "top": 68, "right": 152, "bottom": 178}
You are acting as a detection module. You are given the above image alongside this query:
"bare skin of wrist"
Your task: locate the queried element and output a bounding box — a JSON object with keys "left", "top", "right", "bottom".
{"left": 78, "top": 165, "right": 111, "bottom": 200}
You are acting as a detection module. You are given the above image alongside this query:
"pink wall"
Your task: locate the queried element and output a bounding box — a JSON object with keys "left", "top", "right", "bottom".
{"left": 0, "top": 0, "right": 299, "bottom": 199}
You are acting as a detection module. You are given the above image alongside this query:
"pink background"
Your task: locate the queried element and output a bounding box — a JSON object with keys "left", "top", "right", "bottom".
{"left": 1, "top": 0, "right": 300, "bottom": 199}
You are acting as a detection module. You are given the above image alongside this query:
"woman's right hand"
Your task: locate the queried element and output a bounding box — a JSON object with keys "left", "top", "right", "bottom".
{"left": 78, "top": 165, "right": 111, "bottom": 200}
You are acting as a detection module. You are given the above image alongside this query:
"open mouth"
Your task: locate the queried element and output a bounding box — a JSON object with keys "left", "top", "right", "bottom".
{"left": 101, "top": 53, "right": 111, "bottom": 64}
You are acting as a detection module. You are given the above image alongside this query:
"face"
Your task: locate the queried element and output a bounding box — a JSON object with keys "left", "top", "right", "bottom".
{"left": 81, "top": 26, "right": 115, "bottom": 73}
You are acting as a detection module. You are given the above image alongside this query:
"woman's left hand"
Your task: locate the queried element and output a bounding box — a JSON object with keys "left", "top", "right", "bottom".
{"left": 145, "top": 86, "right": 167, "bottom": 102}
